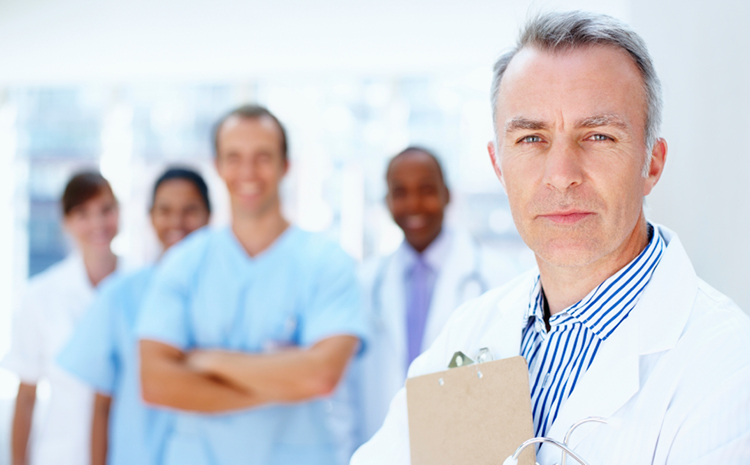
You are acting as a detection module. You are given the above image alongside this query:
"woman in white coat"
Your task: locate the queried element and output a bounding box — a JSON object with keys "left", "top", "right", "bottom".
{"left": 4, "top": 172, "right": 120, "bottom": 465}
{"left": 352, "top": 148, "right": 521, "bottom": 446}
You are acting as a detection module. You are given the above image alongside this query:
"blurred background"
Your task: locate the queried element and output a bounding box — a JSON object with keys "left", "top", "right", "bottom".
{"left": 0, "top": 0, "right": 749, "bottom": 461}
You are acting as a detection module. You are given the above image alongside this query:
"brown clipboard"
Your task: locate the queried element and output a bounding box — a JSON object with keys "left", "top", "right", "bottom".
{"left": 406, "top": 355, "right": 536, "bottom": 465}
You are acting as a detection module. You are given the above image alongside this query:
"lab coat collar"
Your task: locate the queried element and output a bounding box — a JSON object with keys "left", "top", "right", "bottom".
{"left": 398, "top": 229, "right": 452, "bottom": 274}
{"left": 68, "top": 252, "right": 94, "bottom": 291}
{"left": 476, "top": 271, "right": 538, "bottom": 361}
{"left": 539, "top": 224, "right": 698, "bottom": 459}
{"left": 64, "top": 250, "right": 129, "bottom": 296}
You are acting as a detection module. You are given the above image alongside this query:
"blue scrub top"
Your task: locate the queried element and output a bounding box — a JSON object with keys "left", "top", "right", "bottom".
{"left": 136, "top": 226, "right": 366, "bottom": 465}
{"left": 58, "top": 266, "right": 174, "bottom": 465}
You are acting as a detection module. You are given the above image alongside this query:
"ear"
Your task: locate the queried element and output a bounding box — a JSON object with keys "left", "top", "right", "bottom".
{"left": 149, "top": 208, "right": 157, "bottom": 231}
{"left": 643, "top": 138, "right": 667, "bottom": 196}
{"left": 282, "top": 159, "right": 290, "bottom": 176}
{"left": 487, "top": 141, "right": 506, "bottom": 190}
{"left": 61, "top": 215, "right": 72, "bottom": 233}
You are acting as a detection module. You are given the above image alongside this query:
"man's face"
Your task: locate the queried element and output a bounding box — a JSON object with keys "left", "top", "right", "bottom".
{"left": 488, "top": 45, "right": 666, "bottom": 268}
{"left": 386, "top": 151, "right": 450, "bottom": 253}
{"left": 215, "top": 116, "right": 288, "bottom": 217}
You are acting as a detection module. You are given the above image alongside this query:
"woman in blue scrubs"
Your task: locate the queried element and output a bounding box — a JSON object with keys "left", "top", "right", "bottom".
{"left": 136, "top": 105, "right": 367, "bottom": 465}
{"left": 58, "top": 168, "right": 212, "bottom": 465}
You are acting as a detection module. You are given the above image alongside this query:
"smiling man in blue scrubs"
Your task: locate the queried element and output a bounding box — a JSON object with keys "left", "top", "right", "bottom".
{"left": 137, "top": 105, "right": 366, "bottom": 465}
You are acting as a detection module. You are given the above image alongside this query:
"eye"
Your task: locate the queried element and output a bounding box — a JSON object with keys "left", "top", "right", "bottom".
{"left": 390, "top": 187, "right": 406, "bottom": 198}
{"left": 518, "top": 135, "right": 543, "bottom": 144}
{"left": 588, "top": 134, "right": 612, "bottom": 142}
{"left": 419, "top": 185, "right": 438, "bottom": 195}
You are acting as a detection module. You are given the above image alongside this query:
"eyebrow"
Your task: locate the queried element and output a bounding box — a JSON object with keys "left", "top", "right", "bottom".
{"left": 504, "top": 114, "right": 629, "bottom": 134}
{"left": 575, "top": 114, "right": 629, "bottom": 130}
{"left": 505, "top": 117, "right": 548, "bottom": 133}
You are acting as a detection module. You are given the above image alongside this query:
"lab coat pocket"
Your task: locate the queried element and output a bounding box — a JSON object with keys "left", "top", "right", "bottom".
{"left": 163, "top": 431, "right": 213, "bottom": 465}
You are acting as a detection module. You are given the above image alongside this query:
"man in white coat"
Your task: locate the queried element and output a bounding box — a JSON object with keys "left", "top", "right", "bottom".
{"left": 352, "top": 11, "right": 750, "bottom": 465}
{"left": 353, "top": 147, "right": 519, "bottom": 445}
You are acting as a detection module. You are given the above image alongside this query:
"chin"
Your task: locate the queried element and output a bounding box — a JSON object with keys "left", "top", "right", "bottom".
{"left": 85, "top": 240, "right": 115, "bottom": 251}
{"left": 532, "top": 237, "right": 605, "bottom": 268}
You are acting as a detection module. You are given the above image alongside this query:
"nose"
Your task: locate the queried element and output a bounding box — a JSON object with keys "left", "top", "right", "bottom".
{"left": 166, "top": 211, "right": 184, "bottom": 230}
{"left": 543, "top": 139, "right": 584, "bottom": 192}
{"left": 237, "top": 158, "right": 255, "bottom": 179}
{"left": 403, "top": 191, "right": 425, "bottom": 213}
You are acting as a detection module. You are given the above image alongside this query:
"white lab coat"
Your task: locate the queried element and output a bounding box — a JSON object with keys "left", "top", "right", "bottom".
{"left": 3, "top": 254, "right": 122, "bottom": 465}
{"left": 352, "top": 230, "right": 521, "bottom": 446}
{"left": 351, "top": 225, "right": 750, "bottom": 464}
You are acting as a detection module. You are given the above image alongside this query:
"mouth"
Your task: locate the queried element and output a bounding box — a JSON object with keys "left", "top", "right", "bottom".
{"left": 403, "top": 215, "right": 428, "bottom": 230}
{"left": 237, "top": 182, "right": 261, "bottom": 197}
{"left": 164, "top": 229, "right": 186, "bottom": 245}
{"left": 538, "top": 210, "right": 594, "bottom": 225}
{"left": 89, "top": 230, "right": 115, "bottom": 244}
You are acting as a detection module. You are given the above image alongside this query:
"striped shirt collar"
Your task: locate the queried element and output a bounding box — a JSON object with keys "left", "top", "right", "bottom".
{"left": 526, "top": 223, "right": 666, "bottom": 341}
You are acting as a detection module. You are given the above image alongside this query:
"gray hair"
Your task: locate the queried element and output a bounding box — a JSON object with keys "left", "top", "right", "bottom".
{"left": 491, "top": 11, "right": 662, "bottom": 157}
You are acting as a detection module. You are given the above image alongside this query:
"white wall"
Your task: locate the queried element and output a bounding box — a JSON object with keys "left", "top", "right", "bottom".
{"left": 1, "top": 0, "right": 748, "bottom": 314}
{"left": 632, "top": 0, "right": 750, "bottom": 311}
{"left": 0, "top": 0, "right": 628, "bottom": 83}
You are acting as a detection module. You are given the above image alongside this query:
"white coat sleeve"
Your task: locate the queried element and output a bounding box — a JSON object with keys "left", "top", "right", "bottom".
{"left": 350, "top": 387, "right": 411, "bottom": 465}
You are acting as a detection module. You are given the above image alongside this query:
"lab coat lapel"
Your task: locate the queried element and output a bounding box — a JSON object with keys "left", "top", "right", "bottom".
{"left": 422, "top": 232, "right": 474, "bottom": 349}
{"left": 380, "top": 250, "right": 409, "bottom": 374}
{"left": 539, "top": 314, "right": 640, "bottom": 461}
{"left": 476, "top": 273, "right": 537, "bottom": 360}
{"left": 635, "top": 227, "right": 696, "bottom": 356}
{"left": 539, "top": 225, "right": 698, "bottom": 460}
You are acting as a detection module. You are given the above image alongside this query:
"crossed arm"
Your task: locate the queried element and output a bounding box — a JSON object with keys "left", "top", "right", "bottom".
{"left": 139, "top": 335, "right": 359, "bottom": 413}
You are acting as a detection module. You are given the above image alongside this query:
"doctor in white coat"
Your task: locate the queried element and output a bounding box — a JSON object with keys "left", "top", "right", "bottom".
{"left": 352, "top": 11, "right": 750, "bottom": 465}
{"left": 353, "top": 147, "right": 520, "bottom": 445}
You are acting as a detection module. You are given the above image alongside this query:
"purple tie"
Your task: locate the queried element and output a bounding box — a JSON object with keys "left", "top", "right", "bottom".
{"left": 406, "top": 256, "right": 433, "bottom": 368}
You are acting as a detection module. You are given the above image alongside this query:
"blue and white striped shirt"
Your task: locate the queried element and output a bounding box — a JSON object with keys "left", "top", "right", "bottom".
{"left": 521, "top": 224, "right": 666, "bottom": 438}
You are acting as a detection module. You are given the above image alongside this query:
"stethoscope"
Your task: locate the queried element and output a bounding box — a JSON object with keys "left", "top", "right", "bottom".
{"left": 503, "top": 417, "right": 610, "bottom": 465}
{"left": 370, "top": 237, "right": 489, "bottom": 331}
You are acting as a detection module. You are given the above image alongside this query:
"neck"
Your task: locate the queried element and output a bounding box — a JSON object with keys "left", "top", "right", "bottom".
{"left": 231, "top": 202, "right": 289, "bottom": 257}
{"left": 81, "top": 247, "right": 117, "bottom": 287}
{"left": 538, "top": 216, "right": 650, "bottom": 315}
{"left": 408, "top": 226, "right": 443, "bottom": 254}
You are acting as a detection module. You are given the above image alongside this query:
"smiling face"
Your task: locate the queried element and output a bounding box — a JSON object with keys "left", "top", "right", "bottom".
{"left": 488, "top": 45, "right": 666, "bottom": 269}
{"left": 214, "top": 115, "right": 288, "bottom": 218}
{"left": 64, "top": 190, "right": 119, "bottom": 254}
{"left": 386, "top": 150, "right": 450, "bottom": 253}
{"left": 150, "top": 178, "right": 210, "bottom": 251}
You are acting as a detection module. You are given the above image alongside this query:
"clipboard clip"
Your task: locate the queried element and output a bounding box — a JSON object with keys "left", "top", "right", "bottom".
{"left": 447, "top": 348, "right": 494, "bottom": 369}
